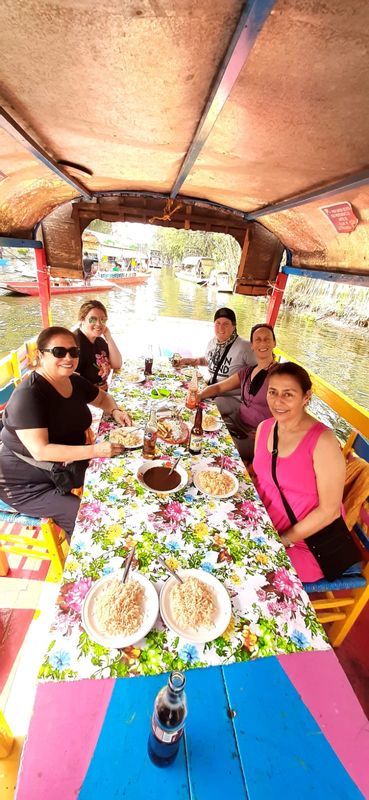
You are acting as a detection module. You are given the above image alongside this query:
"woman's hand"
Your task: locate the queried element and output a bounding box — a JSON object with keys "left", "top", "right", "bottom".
{"left": 93, "top": 441, "right": 125, "bottom": 458}
{"left": 112, "top": 408, "right": 132, "bottom": 426}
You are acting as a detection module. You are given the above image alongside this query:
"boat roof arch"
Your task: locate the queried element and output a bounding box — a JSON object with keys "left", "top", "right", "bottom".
{"left": 1, "top": 0, "right": 369, "bottom": 284}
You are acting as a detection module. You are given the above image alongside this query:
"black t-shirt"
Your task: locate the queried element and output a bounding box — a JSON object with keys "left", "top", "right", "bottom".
{"left": 76, "top": 329, "right": 111, "bottom": 387}
{"left": 1, "top": 371, "right": 99, "bottom": 456}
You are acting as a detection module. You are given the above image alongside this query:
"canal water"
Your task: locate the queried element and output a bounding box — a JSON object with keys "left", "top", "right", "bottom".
{"left": 0, "top": 267, "right": 368, "bottom": 412}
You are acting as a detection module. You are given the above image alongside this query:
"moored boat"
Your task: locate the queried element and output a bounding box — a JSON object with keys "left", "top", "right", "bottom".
{"left": 96, "top": 269, "right": 149, "bottom": 286}
{"left": 0, "top": 278, "right": 114, "bottom": 296}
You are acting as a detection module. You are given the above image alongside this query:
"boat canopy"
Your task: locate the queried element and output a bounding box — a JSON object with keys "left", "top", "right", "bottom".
{"left": 1, "top": 0, "right": 369, "bottom": 283}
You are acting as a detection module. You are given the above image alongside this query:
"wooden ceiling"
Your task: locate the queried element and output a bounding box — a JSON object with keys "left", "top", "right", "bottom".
{"left": 1, "top": 0, "right": 369, "bottom": 275}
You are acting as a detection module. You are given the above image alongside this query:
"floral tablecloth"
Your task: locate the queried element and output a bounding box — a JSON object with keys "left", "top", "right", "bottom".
{"left": 39, "top": 360, "right": 329, "bottom": 681}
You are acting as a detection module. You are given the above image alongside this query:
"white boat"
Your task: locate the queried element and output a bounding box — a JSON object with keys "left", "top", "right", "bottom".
{"left": 175, "top": 256, "right": 214, "bottom": 285}
{"left": 175, "top": 269, "right": 208, "bottom": 285}
{"left": 215, "top": 270, "right": 234, "bottom": 293}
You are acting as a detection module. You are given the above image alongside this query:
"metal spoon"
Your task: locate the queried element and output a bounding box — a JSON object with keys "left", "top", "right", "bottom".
{"left": 168, "top": 456, "right": 181, "bottom": 476}
{"left": 158, "top": 555, "right": 183, "bottom": 584}
{"left": 121, "top": 546, "right": 136, "bottom": 584}
{"left": 220, "top": 455, "right": 225, "bottom": 474}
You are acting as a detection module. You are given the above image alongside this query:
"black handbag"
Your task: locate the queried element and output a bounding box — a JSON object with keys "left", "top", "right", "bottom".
{"left": 271, "top": 423, "right": 361, "bottom": 581}
{"left": 12, "top": 451, "right": 88, "bottom": 495}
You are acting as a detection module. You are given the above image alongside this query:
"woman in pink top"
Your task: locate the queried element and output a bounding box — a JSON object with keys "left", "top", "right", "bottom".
{"left": 253, "top": 362, "right": 346, "bottom": 582}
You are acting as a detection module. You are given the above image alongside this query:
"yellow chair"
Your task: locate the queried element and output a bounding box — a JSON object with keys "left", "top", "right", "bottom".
{"left": 0, "top": 502, "right": 68, "bottom": 582}
{"left": 0, "top": 710, "right": 14, "bottom": 758}
{"left": 304, "top": 432, "right": 369, "bottom": 647}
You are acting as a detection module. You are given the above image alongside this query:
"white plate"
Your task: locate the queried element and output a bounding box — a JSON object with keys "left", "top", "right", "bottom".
{"left": 81, "top": 570, "right": 159, "bottom": 648}
{"left": 202, "top": 414, "right": 222, "bottom": 433}
{"left": 193, "top": 467, "right": 239, "bottom": 499}
{"left": 109, "top": 426, "right": 144, "bottom": 449}
{"left": 137, "top": 459, "right": 188, "bottom": 495}
{"left": 160, "top": 568, "right": 232, "bottom": 644}
{"left": 121, "top": 371, "right": 146, "bottom": 383}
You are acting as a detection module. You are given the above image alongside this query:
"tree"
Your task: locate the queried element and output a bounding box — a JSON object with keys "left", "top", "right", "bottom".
{"left": 151, "top": 227, "right": 241, "bottom": 276}
{"left": 88, "top": 219, "right": 113, "bottom": 234}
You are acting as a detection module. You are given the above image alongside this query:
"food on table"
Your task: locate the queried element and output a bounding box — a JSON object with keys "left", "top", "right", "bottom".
{"left": 157, "top": 417, "right": 187, "bottom": 442}
{"left": 196, "top": 470, "right": 236, "bottom": 497}
{"left": 143, "top": 466, "right": 181, "bottom": 491}
{"left": 110, "top": 428, "right": 143, "bottom": 447}
{"left": 170, "top": 577, "right": 215, "bottom": 629}
{"left": 95, "top": 578, "right": 145, "bottom": 635}
{"left": 121, "top": 372, "right": 144, "bottom": 382}
{"left": 202, "top": 413, "right": 220, "bottom": 430}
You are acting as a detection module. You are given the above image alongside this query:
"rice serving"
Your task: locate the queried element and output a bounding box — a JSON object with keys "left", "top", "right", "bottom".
{"left": 95, "top": 578, "right": 145, "bottom": 636}
{"left": 171, "top": 577, "right": 215, "bottom": 629}
{"left": 196, "top": 470, "right": 235, "bottom": 497}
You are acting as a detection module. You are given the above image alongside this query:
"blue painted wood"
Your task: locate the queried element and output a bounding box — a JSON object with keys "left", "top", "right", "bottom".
{"left": 223, "top": 659, "right": 364, "bottom": 800}
{"left": 280, "top": 266, "right": 369, "bottom": 287}
{"left": 353, "top": 433, "right": 369, "bottom": 462}
{"left": 0, "top": 237, "right": 43, "bottom": 249}
{"left": 79, "top": 668, "right": 247, "bottom": 800}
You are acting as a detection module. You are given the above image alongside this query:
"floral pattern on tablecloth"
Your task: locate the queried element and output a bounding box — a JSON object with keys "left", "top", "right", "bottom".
{"left": 39, "top": 361, "right": 329, "bottom": 682}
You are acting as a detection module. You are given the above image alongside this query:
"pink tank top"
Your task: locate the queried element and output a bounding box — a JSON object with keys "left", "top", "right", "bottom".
{"left": 254, "top": 417, "right": 328, "bottom": 534}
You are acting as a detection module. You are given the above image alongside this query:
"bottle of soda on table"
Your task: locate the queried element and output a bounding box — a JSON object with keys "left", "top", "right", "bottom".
{"left": 185, "top": 368, "right": 198, "bottom": 410}
{"left": 145, "top": 344, "right": 154, "bottom": 376}
{"left": 189, "top": 404, "right": 203, "bottom": 455}
{"left": 148, "top": 671, "right": 187, "bottom": 767}
{"left": 143, "top": 406, "right": 158, "bottom": 459}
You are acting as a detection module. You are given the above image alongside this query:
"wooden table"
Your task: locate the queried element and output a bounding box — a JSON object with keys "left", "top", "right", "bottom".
{"left": 15, "top": 361, "right": 369, "bottom": 799}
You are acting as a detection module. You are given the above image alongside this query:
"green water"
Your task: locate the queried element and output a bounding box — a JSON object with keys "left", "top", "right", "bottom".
{"left": 1, "top": 267, "right": 368, "bottom": 411}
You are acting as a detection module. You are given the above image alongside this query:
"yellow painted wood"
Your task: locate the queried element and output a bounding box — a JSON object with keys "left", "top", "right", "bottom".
{"left": 275, "top": 347, "right": 369, "bottom": 439}
{"left": 0, "top": 549, "right": 9, "bottom": 576}
{"left": 328, "top": 563, "right": 369, "bottom": 647}
{"left": 0, "top": 520, "right": 67, "bottom": 583}
{"left": 0, "top": 712, "right": 14, "bottom": 759}
{"left": 0, "top": 736, "right": 23, "bottom": 799}
{"left": 312, "top": 597, "right": 355, "bottom": 610}
{"left": 316, "top": 611, "right": 346, "bottom": 623}
{"left": 0, "top": 356, "right": 14, "bottom": 389}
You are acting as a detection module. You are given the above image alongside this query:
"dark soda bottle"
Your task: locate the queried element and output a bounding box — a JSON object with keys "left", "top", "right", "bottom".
{"left": 148, "top": 671, "right": 187, "bottom": 767}
{"left": 189, "top": 405, "right": 203, "bottom": 455}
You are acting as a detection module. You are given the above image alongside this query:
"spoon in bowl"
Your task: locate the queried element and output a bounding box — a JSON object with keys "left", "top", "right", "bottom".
{"left": 121, "top": 546, "right": 136, "bottom": 584}
{"left": 158, "top": 555, "right": 183, "bottom": 584}
{"left": 168, "top": 456, "right": 181, "bottom": 476}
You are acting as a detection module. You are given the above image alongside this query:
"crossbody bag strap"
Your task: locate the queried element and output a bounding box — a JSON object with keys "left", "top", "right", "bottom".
{"left": 11, "top": 449, "right": 55, "bottom": 472}
{"left": 271, "top": 423, "right": 298, "bottom": 526}
{"left": 209, "top": 337, "right": 237, "bottom": 385}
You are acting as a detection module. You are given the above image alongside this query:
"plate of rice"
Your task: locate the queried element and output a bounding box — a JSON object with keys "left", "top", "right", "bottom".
{"left": 82, "top": 570, "right": 159, "bottom": 648}
{"left": 193, "top": 467, "right": 239, "bottom": 499}
{"left": 160, "top": 568, "right": 232, "bottom": 643}
{"left": 202, "top": 413, "right": 222, "bottom": 432}
{"left": 120, "top": 372, "right": 146, "bottom": 383}
{"left": 109, "top": 426, "right": 144, "bottom": 449}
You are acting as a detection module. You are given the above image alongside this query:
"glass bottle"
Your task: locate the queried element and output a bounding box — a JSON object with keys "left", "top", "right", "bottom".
{"left": 185, "top": 368, "right": 198, "bottom": 409}
{"left": 189, "top": 404, "right": 203, "bottom": 455}
{"left": 148, "top": 671, "right": 187, "bottom": 767}
{"left": 144, "top": 344, "right": 154, "bottom": 376}
{"left": 143, "top": 405, "right": 158, "bottom": 459}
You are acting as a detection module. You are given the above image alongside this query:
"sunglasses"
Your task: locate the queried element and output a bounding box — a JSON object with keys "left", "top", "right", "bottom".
{"left": 42, "top": 347, "right": 80, "bottom": 358}
{"left": 88, "top": 316, "right": 107, "bottom": 325}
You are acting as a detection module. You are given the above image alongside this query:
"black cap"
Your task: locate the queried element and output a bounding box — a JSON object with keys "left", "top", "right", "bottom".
{"left": 214, "top": 307, "right": 236, "bottom": 325}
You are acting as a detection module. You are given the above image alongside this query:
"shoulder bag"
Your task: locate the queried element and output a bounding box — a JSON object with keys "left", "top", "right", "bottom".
{"left": 208, "top": 337, "right": 238, "bottom": 385}
{"left": 11, "top": 450, "right": 88, "bottom": 495}
{"left": 271, "top": 423, "right": 361, "bottom": 581}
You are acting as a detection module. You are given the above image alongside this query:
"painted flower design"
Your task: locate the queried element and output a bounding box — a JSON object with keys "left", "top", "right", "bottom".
{"left": 193, "top": 522, "right": 209, "bottom": 541}
{"left": 64, "top": 577, "right": 93, "bottom": 613}
{"left": 49, "top": 649, "right": 71, "bottom": 670}
{"left": 272, "top": 567, "right": 302, "bottom": 599}
{"left": 162, "top": 502, "right": 187, "bottom": 524}
{"left": 291, "top": 629, "right": 311, "bottom": 649}
{"left": 179, "top": 644, "right": 199, "bottom": 664}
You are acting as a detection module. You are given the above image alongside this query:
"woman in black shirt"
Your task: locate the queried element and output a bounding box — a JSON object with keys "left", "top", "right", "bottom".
{"left": 0, "top": 326, "right": 130, "bottom": 536}
{"left": 76, "top": 300, "right": 122, "bottom": 390}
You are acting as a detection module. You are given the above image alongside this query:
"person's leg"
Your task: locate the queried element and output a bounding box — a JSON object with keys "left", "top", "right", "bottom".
{"left": 214, "top": 395, "right": 241, "bottom": 432}
{"left": 0, "top": 479, "right": 80, "bottom": 536}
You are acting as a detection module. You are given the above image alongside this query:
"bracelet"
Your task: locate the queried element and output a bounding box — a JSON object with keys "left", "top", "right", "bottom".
{"left": 111, "top": 407, "right": 119, "bottom": 417}
{"left": 283, "top": 534, "right": 294, "bottom": 549}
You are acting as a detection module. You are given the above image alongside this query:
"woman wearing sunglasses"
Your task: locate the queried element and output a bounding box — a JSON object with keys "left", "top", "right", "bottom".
{"left": 76, "top": 300, "right": 122, "bottom": 390}
{"left": 0, "top": 326, "right": 131, "bottom": 538}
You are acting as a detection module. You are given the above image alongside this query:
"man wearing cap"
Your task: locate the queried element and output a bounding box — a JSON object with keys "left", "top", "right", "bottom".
{"left": 178, "top": 307, "right": 256, "bottom": 424}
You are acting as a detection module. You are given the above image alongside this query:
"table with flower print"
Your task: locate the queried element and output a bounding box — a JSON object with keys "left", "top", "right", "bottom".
{"left": 40, "top": 360, "right": 328, "bottom": 681}
{"left": 15, "top": 360, "right": 369, "bottom": 800}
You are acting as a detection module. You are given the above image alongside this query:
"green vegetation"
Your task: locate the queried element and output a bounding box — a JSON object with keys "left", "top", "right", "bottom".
{"left": 151, "top": 227, "right": 241, "bottom": 277}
